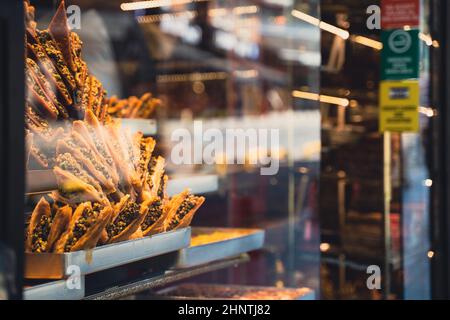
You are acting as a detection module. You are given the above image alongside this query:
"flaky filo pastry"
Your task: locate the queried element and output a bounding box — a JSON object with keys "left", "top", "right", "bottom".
{"left": 56, "top": 130, "right": 116, "bottom": 194}
{"left": 48, "top": 0, "right": 88, "bottom": 91}
{"left": 25, "top": 105, "right": 65, "bottom": 143}
{"left": 55, "top": 152, "right": 102, "bottom": 193}
{"left": 26, "top": 62, "right": 59, "bottom": 120}
{"left": 139, "top": 196, "right": 168, "bottom": 237}
{"left": 54, "top": 202, "right": 113, "bottom": 253}
{"left": 103, "top": 121, "right": 139, "bottom": 196}
{"left": 26, "top": 28, "right": 74, "bottom": 107}
{"left": 27, "top": 131, "right": 56, "bottom": 169}
{"left": 143, "top": 156, "right": 166, "bottom": 200}
{"left": 26, "top": 58, "right": 69, "bottom": 119}
{"left": 48, "top": 0, "right": 76, "bottom": 74}
{"left": 36, "top": 29, "right": 77, "bottom": 92}
{"left": 163, "top": 189, "right": 205, "bottom": 232}
{"left": 101, "top": 195, "right": 150, "bottom": 244}
{"left": 135, "top": 135, "right": 156, "bottom": 202}
{"left": 25, "top": 197, "right": 72, "bottom": 253}
{"left": 51, "top": 166, "right": 110, "bottom": 207}
{"left": 73, "top": 110, "right": 120, "bottom": 185}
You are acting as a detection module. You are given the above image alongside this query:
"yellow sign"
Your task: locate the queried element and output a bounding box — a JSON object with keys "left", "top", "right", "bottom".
{"left": 379, "top": 80, "right": 419, "bottom": 132}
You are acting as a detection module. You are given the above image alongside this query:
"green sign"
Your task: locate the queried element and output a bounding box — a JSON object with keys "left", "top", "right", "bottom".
{"left": 381, "top": 29, "right": 419, "bottom": 80}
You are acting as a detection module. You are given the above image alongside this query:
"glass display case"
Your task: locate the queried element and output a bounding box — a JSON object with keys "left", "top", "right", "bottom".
{"left": 6, "top": 0, "right": 322, "bottom": 300}
{"left": 0, "top": 0, "right": 449, "bottom": 301}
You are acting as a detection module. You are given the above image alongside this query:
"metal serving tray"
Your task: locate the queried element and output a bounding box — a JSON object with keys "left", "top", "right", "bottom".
{"left": 156, "top": 284, "right": 315, "bottom": 300}
{"left": 175, "top": 227, "right": 265, "bottom": 268}
{"left": 24, "top": 277, "right": 85, "bottom": 300}
{"left": 25, "top": 227, "right": 191, "bottom": 279}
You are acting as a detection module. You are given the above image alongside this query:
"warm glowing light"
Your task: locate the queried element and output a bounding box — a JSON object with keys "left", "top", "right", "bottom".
{"left": 320, "top": 95, "right": 350, "bottom": 107}
{"left": 209, "top": 5, "right": 258, "bottom": 17}
{"left": 292, "top": 90, "right": 350, "bottom": 107}
{"left": 320, "top": 243, "right": 330, "bottom": 252}
{"left": 320, "top": 21, "right": 350, "bottom": 40}
{"left": 351, "top": 35, "right": 383, "bottom": 50}
{"left": 137, "top": 11, "right": 196, "bottom": 23}
{"left": 427, "top": 251, "right": 435, "bottom": 258}
{"left": 403, "top": 25, "right": 411, "bottom": 31}
{"left": 291, "top": 9, "right": 349, "bottom": 40}
{"left": 121, "top": 0, "right": 208, "bottom": 11}
{"left": 419, "top": 32, "right": 433, "bottom": 46}
{"left": 233, "top": 5, "right": 258, "bottom": 15}
{"left": 292, "top": 90, "right": 320, "bottom": 101}
{"left": 291, "top": 9, "right": 320, "bottom": 26}
{"left": 432, "top": 40, "right": 440, "bottom": 48}
{"left": 157, "top": 72, "right": 227, "bottom": 83}
{"left": 424, "top": 179, "right": 433, "bottom": 187}
{"left": 419, "top": 106, "right": 435, "bottom": 118}
{"left": 234, "top": 69, "right": 259, "bottom": 79}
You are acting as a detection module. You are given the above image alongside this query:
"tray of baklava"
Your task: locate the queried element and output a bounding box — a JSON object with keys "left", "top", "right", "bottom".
{"left": 25, "top": 227, "right": 190, "bottom": 279}
{"left": 175, "top": 227, "right": 265, "bottom": 268}
{"left": 155, "top": 284, "right": 315, "bottom": 300}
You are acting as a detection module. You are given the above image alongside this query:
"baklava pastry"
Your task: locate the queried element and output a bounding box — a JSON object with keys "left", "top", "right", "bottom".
{"left": 144, "top": 156, "right": 166, "bottom": 199}
{"left": 51, "top": 167, "right": 109, "bottom": 206}
{"left": 25, "top": 197, "right": 72, "bottom": 253}
{"left": 54, "top": 202, "right": 113, "bottom": 253}
{"left": 26, "top": 58, "right": 69, "bottom": 119}
{"left": 56, "top": 132, "right": 117, "bottom": 194}
{"left": 136, "top": 136, "right": 156, "bottom": 184}
{"left": 25, "top": 105, "right": 65, "bottom": 144}
{"left": 103, "top": 123, "right": 138, "bottom": 195}
{"left": 48, "top": 0, "right": 76, "bottom": 73}
{"left": 140, "top": 196, "right": 167, "bottom": 236}
{"left": 26, "top": 63, "right": 59, "bottom": 120}
{"left": 28, "top": 133, "right": 51, "bottom": 169}
{"left": 163, "top": 190, "right": 205, "bottom": 231}
{"left": 37, "top": 29, "right": 76, "bottom": 91}
{"left": 103, "top": 195, "right": 150, "bottom": 244}
{"left": 75, "top": 110, "right": 120, "bottom": 183}
{"left": 26, "top": 36, "right": 73, "bottom": 107}
{"left": 55, "top": 152, "right": 102, "bottom": 193}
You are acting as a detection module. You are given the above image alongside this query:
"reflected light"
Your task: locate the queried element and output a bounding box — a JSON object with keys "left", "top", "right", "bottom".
{"left": 121, "top": 0, "right": 208, "bottom": 11}
{"left": 157, "top": 72, "right": 227, "bottom": 83}
{"left": 320, "top": 243, "right": 330, "bottom": 252}
{"left": 419, "top": 32, "right": 433, "bottom": 46}
{"left": 427, "top": 251, "right": 435, "bottom": 259}
{"left": 292, "top": 90, "right": 350, "bottom": 107}
{"left": 320, "top": 95, "right": 350, "bottom": 107}
{"left": 137, "top": 11, "right": 196, "bottom": 23}
{"left": 233, "top": 69, "right": 259, "bottom": 79}
{"left": 424, "top": 179, "right": 433, "bottom": 187}
{"left": 291, "top": 9, "right": 349, "bottom": 40}
{"left": 419, "top": 106, "right": 435, "bottom": 118}
{"left": 209, "top": 5, "right": 258, "bottom": 17}
{"left": 351, "top": 35, "right": 383, "bottom": 50}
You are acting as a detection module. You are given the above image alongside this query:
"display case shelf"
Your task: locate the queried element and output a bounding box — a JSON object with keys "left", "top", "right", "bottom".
{"left": 84, "top": 254, "right": 250, "bottom": 300}
{"left": 26, "top": 171, "right": 218, "bottom": 196}
{"left": 24, "top": 278, "right": 85, "bottom": 300}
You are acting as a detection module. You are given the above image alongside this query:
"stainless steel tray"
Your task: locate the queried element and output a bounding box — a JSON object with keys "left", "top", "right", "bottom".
{"left": 24, "top": 277, "right": 85, "bottom": 300}
{"left": 25, "top": 227, "right": 191, "bottom": 279}
{"left": 175, "top": 227, "right": 265, "bottom": 268}
{"left": 156, "top": 284, "right": 315, "bottom": 300}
